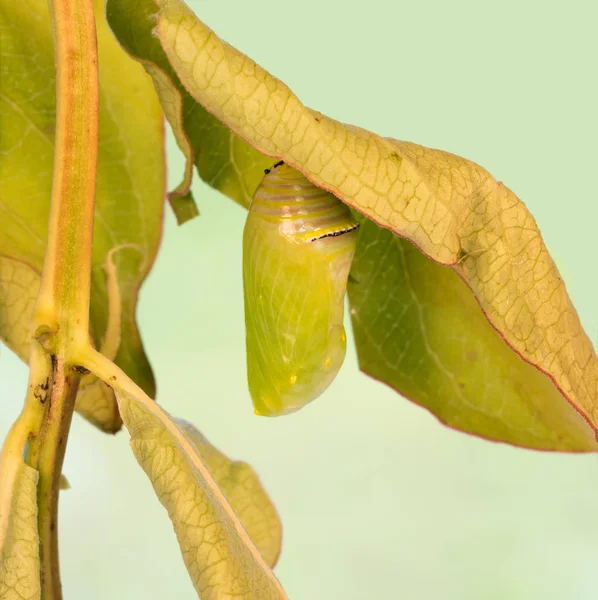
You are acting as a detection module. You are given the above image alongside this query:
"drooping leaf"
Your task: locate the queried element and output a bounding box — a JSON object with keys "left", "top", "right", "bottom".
{"left": 107, "top": 0, "right": 598, "bottom": 451}
{"left": 105, "top": 0, "right": 272, "bottom": 212}
{"left": 175, "top": 420, "right": 282, "bottom": 567}
{"left": 74, "top": 377, "right": 122, "bottom": 434}
{"left": 0, "top": 0, "right": 165, "bottom": 431}
{"left": 102, "top": 0, "right": 197, "bottom": 224}
{"left": 58, "top": 474, "right": 70, "bottom": 491}
{"left": 112, "top": 386, "right": 287, "bottom": 598}
{"left": 0, "top": 257, "right": 39, "bottom": 361}
{"left": 348, "top": 216, "right": 596, "bottom": 450}
{"left": 0, "top": 439, "right": 40, "bottom": 600}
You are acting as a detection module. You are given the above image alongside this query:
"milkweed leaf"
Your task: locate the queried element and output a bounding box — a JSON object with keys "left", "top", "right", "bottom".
{"left": 0, "top": 439, "right": 40, "bottom": 600}
{"left": 106, "top": 0, "right": 598, "bottom": 451}
{"left": 105, "top": 0, "right": 272, "bottom": 211}
{"left": 107, "top": 379, "right": 288, "bottom": 598}
{"left": 174, "top": 420, "right": 282, "bottom": 567}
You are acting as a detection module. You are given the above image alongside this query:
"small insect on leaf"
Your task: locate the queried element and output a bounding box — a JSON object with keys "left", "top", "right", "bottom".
{"left": 243, "top": 162, "right": 359, "bottom": 416}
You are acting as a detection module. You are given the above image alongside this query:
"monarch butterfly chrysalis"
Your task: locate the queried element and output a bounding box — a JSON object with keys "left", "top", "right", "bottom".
{"left": 243, "top": 161, "right": 359, "bottom": 416}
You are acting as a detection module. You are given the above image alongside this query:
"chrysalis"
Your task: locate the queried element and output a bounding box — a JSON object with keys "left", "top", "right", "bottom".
{"left": 243, "top": 162, "right": 359, "bottom": 416}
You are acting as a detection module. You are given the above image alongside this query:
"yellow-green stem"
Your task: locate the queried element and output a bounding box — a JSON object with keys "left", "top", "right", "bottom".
{"left": 28, "top": 359, "right": 81, "bottom": 600}
{"left": 2, "top": 345, "right": 51, "bottom": 464}
{"left": 34, "top": 0, "right": 99, "bottom": 356}
{"left": 26, "top": 0, "right": 100, "bottom": 598}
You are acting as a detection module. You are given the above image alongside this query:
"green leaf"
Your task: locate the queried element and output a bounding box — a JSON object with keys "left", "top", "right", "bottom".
{"left": 348, "top": 216, "right": 597, "bottom": 451}
{"left": 108, "top": 0, "right": 598, "bottom": 451}
{"left": 0, "top": 440, "right": 41, "bottom": 600}
{"left": 113, "top": 386, "right": 287, "bottom": 598}
{"left": 0, "top": 0, "right": 165, "bottom": 431}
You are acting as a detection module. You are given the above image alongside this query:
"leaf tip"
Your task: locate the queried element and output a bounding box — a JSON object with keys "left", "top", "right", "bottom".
{"left": 168, "top": 190, "right": 199, "bottom": 225}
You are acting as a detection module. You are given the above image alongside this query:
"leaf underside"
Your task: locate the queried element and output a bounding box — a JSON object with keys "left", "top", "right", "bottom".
{"left": 106, "top": 0, "right": 598, "bottom": 451}
{"left": 115, "top": 389, "right": 287, "bottom": 599}
{"left": 0, "top": 451, "right": 41, "bottom": 600}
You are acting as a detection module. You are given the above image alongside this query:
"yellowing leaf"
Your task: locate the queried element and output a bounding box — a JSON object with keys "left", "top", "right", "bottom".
{"left": 0, "top": 0, "right": 165, "bottom": 431}
{"left": 0, "top": 440, "right": 40, "bottom": 600}
{"left": 103, "top": 0, "right": 197, "bottom": 224}
{"left": 113, "top": 386, "right": 288, "bottom": 598}
{"left": 175, "top": 420, "right": 282, "bottom": 567}
{"left": 0, "top": 257, "right": 39, "bottom": 361}
{"left": 145, "top": 64, "right": 198, "bottom": 224}
{"left": 74, "top": 378, "right": 121, "bottom": 434}
{"left": 120, "top": 0, "right": 596, "bottom": 451}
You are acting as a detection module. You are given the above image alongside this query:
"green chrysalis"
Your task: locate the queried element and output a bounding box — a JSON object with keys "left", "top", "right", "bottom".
{"left": 243, "top": 162, "right": 359, "bottom": 416}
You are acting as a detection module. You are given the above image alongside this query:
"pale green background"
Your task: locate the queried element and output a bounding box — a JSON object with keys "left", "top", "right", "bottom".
{"left": 1, "top": 0, "right": 597, "bottom": 598}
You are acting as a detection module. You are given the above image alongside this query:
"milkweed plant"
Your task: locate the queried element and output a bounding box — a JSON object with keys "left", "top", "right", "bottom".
{"left": 0, "top": 0, "right": 596, "bottom": 599}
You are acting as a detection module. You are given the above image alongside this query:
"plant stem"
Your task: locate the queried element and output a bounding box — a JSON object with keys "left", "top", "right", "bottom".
{"left": 2, "top": 345, "right": 51, "bottom": 464}
{"left": 29, "top": 358, "right": 81, "bottom": 600}
{"left": 34, "top": 0, "right": 99, "bottom": 356}
{"left": 27, "top": 0, "right": 100, "bottom": 597}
